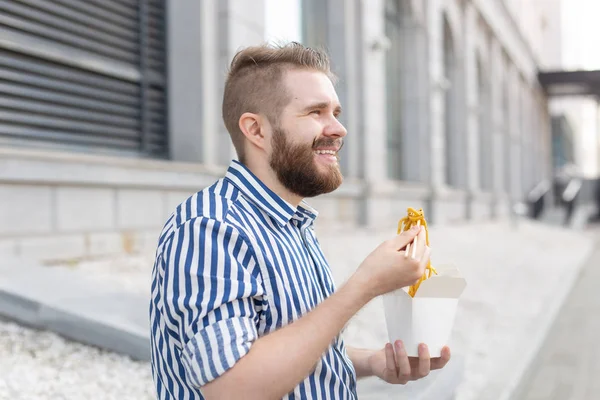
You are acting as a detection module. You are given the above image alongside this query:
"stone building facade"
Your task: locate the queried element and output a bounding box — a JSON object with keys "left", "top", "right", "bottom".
{"left": 0, "top": 0, "right": 557, "bottom": 262}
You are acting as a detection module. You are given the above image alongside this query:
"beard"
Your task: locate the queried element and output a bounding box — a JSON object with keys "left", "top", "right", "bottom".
{"left": 269, "top": 126, "right": 344, "bottom": 198}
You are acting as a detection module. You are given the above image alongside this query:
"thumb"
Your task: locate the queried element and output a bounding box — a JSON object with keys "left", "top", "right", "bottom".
{"left": 393, "top": 225, "right": 420, "bottom": 250}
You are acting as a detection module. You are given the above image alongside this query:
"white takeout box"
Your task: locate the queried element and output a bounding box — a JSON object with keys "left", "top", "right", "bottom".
{"left": 382, "top": 265, "right": 467, "bottom": 358}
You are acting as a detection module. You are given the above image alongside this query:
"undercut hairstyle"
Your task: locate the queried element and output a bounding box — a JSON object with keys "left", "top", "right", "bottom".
{"left": 222, "top": 42, "right": 336, "bottom": 163}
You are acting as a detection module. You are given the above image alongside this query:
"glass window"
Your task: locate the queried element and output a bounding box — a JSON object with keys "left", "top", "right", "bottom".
{"left": 385, "top": 0, "right": 403, "bottom": 180}
{"left": 443, "top": 16, "right": 457, "bottom": 187}
{"left": 503, "top": 78, "right": 511, "bottom": 193}
{"left": 477, "top": 58, "right": 493, "bottom": 191}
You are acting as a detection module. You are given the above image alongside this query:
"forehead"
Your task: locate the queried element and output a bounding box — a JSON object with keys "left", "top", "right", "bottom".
{"left": 282, "top": 69, "right": 340, "bottom": 108}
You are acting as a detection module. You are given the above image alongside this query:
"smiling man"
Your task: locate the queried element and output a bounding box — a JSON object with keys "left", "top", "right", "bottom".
{"left": 149, "top": 42, "right": 451, "bottom": 400}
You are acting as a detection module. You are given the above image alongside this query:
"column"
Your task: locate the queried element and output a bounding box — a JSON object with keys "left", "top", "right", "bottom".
{"left": 360, "top": 0, "right": 388, "bottom": 184}
{"left": 217, "top": 0, "right": 267, "bottom": 166}
{"left": 462, "top": 2, "right": 479, "bottom": 218}
{"left": 399, "top": 12, "right": 430, "bottom": 184}
{"left": 441, "top": 6, "right": 465, "bottom": 190}
{"left": 520, "top": 82, "right": 531, "bottom": 197}
{"left": 427, "top": 0, "right": 445, "bottom": 190}
{"left": 166, "top": 1, "right": 203, "bottom": 163}
{"left": 543, "top": 104, "right": 553, "bottom": 182}
{"left": 508, "top": 66, "right": 522, "bottom": 202}
{"left": 533, "top": 94, "right": 543, "bottom": 184}
{"left": 452, "top": 36, "right": 468, "bottom": 190}
{"left": 489, "top": 39, "right": 504, "bottom": 216}
{"left": 303, "top": 0, "right": 363, "bottom": 180}
{"left": 597, "top": 100, "right": 600, "bottom": 178}
{"left": 200, "top": 0, "right": 220, "bottom": 168}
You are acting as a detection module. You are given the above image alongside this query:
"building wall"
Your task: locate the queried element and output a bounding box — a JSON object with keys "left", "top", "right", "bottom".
{"left": 0, "top": 147, "right": 361, "bottom": 262}
{"left": 0, "top": 0, "right": 556, "bottom": 262}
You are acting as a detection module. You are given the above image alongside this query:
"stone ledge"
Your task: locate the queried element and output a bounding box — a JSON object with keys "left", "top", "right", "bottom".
{"left": 0, "top": 149, "right": 221, "bottom": 191}
{"left": 435, "top": 186, "right": 469, "bottom": 201}
{"left": 368, "top": 180, "right": 430, "bottom": 198}
{"left": 0, "top": 146, "right": 365, "bottom": 200}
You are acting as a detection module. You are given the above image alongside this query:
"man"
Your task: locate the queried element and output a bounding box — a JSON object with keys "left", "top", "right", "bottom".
{"left": 150, "top": 42, "right": 451, "bottom": 400}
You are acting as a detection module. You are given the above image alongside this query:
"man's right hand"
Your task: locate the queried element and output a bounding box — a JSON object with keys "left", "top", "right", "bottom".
{"left": 352, "top": 225, "right": 431, "bottom": 299}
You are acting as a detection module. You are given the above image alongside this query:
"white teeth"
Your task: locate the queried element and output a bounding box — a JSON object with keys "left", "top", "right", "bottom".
{"left": 315, "top": 150, "right": 336, "bottom": 155}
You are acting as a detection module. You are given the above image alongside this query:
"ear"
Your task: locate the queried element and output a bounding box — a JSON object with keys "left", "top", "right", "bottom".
{"left": 239, "top": 112, "right": 268, "bottom": 150}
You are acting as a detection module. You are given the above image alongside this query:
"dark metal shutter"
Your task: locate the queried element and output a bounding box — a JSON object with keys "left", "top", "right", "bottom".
{"left": 0, "top": 0, "right": 167, "bottom": 157}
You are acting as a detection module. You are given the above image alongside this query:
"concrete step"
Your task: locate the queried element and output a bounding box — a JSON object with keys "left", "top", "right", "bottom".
{"left": 0, "top": 259, "right": 149, "bottom": 361}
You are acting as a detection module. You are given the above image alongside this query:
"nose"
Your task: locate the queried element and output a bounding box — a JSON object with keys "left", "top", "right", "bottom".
{"left": 323, "top": 115, "right": 347, "bottom": 139}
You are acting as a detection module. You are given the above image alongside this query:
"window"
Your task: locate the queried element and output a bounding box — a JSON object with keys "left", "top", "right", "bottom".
{"left": 0, "top": 0, "right": 167, "bottom": 157}
{"left": 443, "top": 15, "right": 458, "bottom": 187}
{"left": 477, "top": 57, "right": 493, "bottom": 191}
{"left": 502, "top": 77, "right": 511, "bottom": 193}
{"left": 385, "top": 0, "right": 403, "bottom": 180}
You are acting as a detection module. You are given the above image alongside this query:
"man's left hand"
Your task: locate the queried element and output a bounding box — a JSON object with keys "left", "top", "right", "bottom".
{"left": 367, "top": 341, "right": 451, "bottom": 384}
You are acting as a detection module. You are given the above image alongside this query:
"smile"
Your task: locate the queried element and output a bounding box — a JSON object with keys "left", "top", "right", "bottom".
{"left": 314, "top": 150, "right": 337, "bottom": 155}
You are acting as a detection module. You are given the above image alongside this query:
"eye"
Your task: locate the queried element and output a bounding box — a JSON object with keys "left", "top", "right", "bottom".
{"left": 310, "top": 110, "right": 321, "bottom": 116}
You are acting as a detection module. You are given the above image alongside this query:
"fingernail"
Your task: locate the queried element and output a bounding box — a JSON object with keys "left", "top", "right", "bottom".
{"left": 411, "top": 225, "right": 419, "bottom": 232}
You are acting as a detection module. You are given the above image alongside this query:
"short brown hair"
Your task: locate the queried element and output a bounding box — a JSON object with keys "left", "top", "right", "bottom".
{"left": 222, "top": 42, "right": 336, "bottom": 163}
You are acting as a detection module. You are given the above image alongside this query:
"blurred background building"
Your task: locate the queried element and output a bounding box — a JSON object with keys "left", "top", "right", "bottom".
{"left": 0, "top": 0, "right": 597, "bottom": 263}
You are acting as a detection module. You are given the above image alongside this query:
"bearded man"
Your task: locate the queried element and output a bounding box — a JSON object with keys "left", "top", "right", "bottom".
{"left": 149, "top": 42, "right": 451, "bottom": 400}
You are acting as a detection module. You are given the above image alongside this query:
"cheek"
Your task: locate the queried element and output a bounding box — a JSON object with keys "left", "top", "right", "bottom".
{"left": 294, "top": 120, "right": 321, "bottom": 142}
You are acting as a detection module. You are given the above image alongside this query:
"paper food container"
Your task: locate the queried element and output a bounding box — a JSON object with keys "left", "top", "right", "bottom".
{"left": 382, "top": 265, "right": 467, "bottom": 358}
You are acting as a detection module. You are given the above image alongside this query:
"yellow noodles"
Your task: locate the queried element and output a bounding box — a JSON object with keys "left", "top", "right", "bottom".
{"left": 397, "top": 207, "right": 437, "bottom": 297}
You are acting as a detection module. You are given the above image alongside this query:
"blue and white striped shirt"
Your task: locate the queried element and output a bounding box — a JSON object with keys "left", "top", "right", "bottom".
{"left": 150, "top": 160, "right": 357, "bottom": 399}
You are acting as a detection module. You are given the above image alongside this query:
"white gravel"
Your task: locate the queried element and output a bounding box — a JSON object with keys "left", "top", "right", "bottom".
{"left": 0, "top": 319, "right": 154, "bottom": 400}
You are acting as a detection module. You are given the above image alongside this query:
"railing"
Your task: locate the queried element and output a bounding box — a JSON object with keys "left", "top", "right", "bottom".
{"left": 526, "top": 180, "right": 551, "bottom": 219}
{"left": 562, "top": 178, "right": 582, "bottom": 226}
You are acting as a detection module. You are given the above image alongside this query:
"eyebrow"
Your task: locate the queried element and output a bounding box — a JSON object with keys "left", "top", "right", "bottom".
{"left": 302, "top": 101, "right": 342, "bottom": 114}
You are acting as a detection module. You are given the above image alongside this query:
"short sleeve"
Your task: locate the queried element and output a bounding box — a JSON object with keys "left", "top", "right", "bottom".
{"left": 161, "top": 217, "right": 264, "bottom": 387}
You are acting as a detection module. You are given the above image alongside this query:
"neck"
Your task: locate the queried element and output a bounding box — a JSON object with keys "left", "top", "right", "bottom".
{"left": 242, "top": 159, "right": 303, "bottom": 207}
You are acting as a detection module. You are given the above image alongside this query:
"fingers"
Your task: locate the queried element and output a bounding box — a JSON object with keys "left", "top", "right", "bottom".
{"left": 418, "top": 246, "right": 431, "bottom": 272}
{"left": 417, "top": 344, "right": 431, "bottom": 378}
{"left": 390, "top": 342, "right": 444, "bottom": 383}
{"left": 414, "top": 227, "right": 427, "bottom": 259}
{"left": 385, "top": 343, "right": 397, "bottom": 373}
{"left": 431, "top": 346, "right": 451, "bottom": 370}
{"left": 401, "top": 227, "right": 427, "bottom": 261}
{"left": 393, "top": 225, "right": 421, "bottom": 251}
{"left": 394, "top": 341, "right": 412, "bottom": 382}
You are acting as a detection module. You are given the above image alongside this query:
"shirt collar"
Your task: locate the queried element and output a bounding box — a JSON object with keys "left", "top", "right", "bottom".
{"left": 225, "top": 160, "right": 318, "bottom": 227}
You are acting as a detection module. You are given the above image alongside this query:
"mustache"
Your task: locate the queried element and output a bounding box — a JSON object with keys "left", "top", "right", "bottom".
{"left": 312, "top": 137, "right": 344, "bottom": 151}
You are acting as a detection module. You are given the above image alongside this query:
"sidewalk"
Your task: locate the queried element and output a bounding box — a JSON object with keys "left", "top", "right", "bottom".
{"left": 0, "top": 220, "right": 595, "bottom": 399}
{"left": 317, "top": 220, "right": 594, "bottom": 399}
{"left": 514, "top": 226, "right": 600, "bottom": 400}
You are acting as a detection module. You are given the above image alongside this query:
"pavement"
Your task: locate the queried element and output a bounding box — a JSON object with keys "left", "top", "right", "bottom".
{"left": 318, "top": 220, "right": 595, "bottom": 400}
{"left": 513, "top": 226, "right": 600, "bottom": 400}
{"left": 0, "top": 218, "right": 596, "bottom": 400}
